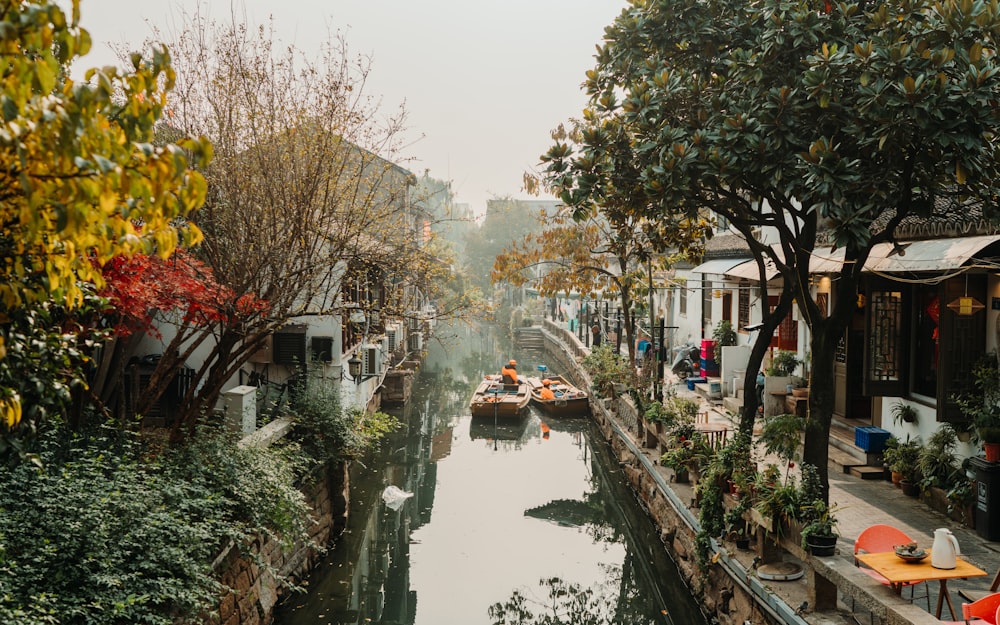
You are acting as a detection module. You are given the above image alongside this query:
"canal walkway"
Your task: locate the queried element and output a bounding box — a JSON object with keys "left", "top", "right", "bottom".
{"left": 668, "top": 396, "right": 1000, "bottom": 624}
{"left": 539, "top": 319, "right": 1000, "bottom": 624}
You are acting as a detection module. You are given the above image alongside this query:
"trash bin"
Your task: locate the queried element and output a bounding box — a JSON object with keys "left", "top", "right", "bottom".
{"left": 970, "top": 457, "right": 1000, "bottom": 541}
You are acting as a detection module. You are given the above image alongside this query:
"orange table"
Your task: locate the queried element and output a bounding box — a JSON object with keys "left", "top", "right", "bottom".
{"left": 855, "top": 549, "right": 987, "bottom": 619}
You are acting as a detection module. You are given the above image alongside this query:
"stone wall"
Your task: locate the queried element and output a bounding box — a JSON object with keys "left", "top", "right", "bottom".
{"left": 211, "top": 461, "right": 349, "bottom": 625}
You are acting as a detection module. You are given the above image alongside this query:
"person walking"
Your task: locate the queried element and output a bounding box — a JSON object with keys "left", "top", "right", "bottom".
{"left": 591, "top": 321, "right": 602, "bottom": 347}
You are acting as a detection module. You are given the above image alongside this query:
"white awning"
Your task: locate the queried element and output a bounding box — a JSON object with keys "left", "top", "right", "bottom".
{"left": 690, "top": 258, "right": 749, "bottom": 275}
{"left": 725, "top": 258, "right": 779, "bottom": 281}
{"left": 865, "top": 234, "right": 1000, "bottom": 273}
{"left": 723, "top": 234, "right": 1000, "bottom": 281}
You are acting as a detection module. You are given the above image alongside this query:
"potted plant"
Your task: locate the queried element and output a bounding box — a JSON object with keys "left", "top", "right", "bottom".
{"left": 883, "top": 437, "right": 904, "bottom": 487}
{"left": 918, "top": 428, "right": 960, "bottom": 492}
{"left": 891, "top": 401, "right": 918, "bottom": 425}
{"left": 643, "top": 400, "right": 674, "bottom": 435}
{"left": 884, "top": 437, "right": 922, "bottom": 496}
{"left": 800, "top": 500, "right": 840, "bottom": 556}
{"left": 767, "top": 350, "right": 801, "bottom": 377}
{"left": 946, "top": 474, "right": 976, "bottom": 528}
{"left": 660, "top": 431, "right": 711, "bottom": 483}
{"left": 713, "top": 319, "right": 738, "bottom": 348}
{"left": 763, "top": 350, "right": 801, "bottom": 399}
{"left": 752, "top": 467, "right": 801, "bottom": 536}
{"left": 724, "top": 496, "right": 754, "bottom": 550}
{"left": 955, "top": 354, "right": 1000, "bottom": 461}
{"left": 790, "top": 376, "right": 809, "bottom": 398}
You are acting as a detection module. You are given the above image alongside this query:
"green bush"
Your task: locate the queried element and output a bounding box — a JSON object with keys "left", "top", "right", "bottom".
{"left": 581, "top": 345, "right": 631, "bottom": 398}
{"left": 0, "top": 426, "right": 312, "bottom": 625}
{"left": 288, "top": 374, "right": 398, "bottom": 464}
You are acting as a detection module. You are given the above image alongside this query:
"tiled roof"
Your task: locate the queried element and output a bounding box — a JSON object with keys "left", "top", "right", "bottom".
{"left": 703, "top": 231, "right": 751, "bottom": 258}
{"left": 870, "top": 196, "right": 1000, "bottom": 240}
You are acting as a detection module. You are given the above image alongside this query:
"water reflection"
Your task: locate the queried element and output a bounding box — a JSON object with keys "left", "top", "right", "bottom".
{"left": 274, "top": 325, "right": 706, "bottom": 625}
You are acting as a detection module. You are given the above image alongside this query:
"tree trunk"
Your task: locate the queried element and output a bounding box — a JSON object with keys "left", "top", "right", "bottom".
{"left": 738, "top": 288, "right": 794, "bottom": 438}
{"left": 803, "top": 300, "right": 855, "bottom": 502}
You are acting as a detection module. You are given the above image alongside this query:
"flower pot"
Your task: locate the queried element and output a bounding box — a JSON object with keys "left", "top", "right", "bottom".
{"left": 791, "top": 387, "right": 809, "bottom": 398}
{"left": 806, "top": 534, "right": 837, "bottom": 557}
{"left": 735, "top": 537, "right": 751, "bottom": 550}
{"left": 985, "top": 441, "right": 1000, "bottom": 463}
{"left": 891, "top": 471, "right": 903, "bottom": 488}
{"left": 900, "top": 479, "right": 920, "bottom": 497}
{"left": 674, "top": 469, "right": 690, "bottom": 484}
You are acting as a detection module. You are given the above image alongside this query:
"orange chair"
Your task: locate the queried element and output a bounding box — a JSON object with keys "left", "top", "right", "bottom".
{"left": 939, "top": 592, "right": 1000, "bottom": 624}
{"left": 854, "top": 524, "right": 931, "bottom": 611}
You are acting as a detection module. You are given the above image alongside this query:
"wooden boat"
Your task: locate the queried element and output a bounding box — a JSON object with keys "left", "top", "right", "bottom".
{"left": 469, "top": 375, "right": 530, "bottom": 419}
{"left": 525, "top": 375, "right": 590, "bottom": 417}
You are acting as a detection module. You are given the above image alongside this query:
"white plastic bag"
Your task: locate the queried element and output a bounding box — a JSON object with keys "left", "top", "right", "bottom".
{"left": 382, "top": 485, "right": 414, "bottom": 511}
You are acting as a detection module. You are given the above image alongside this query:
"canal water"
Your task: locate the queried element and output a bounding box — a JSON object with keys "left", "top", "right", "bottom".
{"left": 274, "top": 324, "right": 707, "bottom": 625}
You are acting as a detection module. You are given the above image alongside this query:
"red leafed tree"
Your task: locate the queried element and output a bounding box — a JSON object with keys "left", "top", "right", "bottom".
{"left": 100, "top": 250, "right": 233, "bottom": 338}
{"left": 90, "top": 250, "right": 267, "bottom": 425}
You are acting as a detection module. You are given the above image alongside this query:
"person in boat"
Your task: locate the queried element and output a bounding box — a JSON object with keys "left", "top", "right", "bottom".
{"left": 539, "top": 378, "right": 556, "bottom": 401}
{"left": 501, "top": 359, "right": 518, "bottom": 384}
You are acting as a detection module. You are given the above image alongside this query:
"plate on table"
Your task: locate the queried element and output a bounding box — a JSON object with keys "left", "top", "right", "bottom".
{"left": 894, "top": 545, "right": 928, "bottom": 563}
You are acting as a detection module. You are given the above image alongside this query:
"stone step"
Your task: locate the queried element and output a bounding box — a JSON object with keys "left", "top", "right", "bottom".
{"left": 850, "top": 465, "right": 888, "bottom": 480}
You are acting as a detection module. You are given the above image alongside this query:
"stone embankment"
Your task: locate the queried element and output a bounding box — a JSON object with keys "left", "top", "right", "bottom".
{"left": 211, "top": 425, "right": 349, "bottom": 625}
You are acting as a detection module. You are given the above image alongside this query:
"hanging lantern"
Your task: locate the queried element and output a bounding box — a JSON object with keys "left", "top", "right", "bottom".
{"left": 947, "top": 296, "right": 984, "bottom": 316}
{"left": 947, "top": 274, "right": 985, "bottom": 316}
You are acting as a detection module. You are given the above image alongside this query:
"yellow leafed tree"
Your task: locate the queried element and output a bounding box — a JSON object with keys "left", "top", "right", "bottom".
{"left": 0, "top": 0, "right": 210, "bottom": 428}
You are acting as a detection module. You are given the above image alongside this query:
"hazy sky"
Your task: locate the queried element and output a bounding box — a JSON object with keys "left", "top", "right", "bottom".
{"left": 72, "top": 1, "right": 626, "bottom": 213}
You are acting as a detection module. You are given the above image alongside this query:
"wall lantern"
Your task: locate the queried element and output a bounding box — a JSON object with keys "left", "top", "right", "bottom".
{"left": 344, "top": 352, "right": 375, "bottom": 385}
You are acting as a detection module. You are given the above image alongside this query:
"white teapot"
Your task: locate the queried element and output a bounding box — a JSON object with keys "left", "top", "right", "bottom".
{"left": 931, "top": 528, "right": 960, "bottom": 569}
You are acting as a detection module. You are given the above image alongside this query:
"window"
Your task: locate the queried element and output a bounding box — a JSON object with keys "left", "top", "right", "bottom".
{"left": 864, "top": 274, "right": 986, "bottom": 420}
{"left": 702, "top": 278, "right": 712, "bottom": 328}
{"left": 311, "top": 336, "right": 334, "bottom": 364}
{"left": 679, "top": 283, "right": 687, "bottom": 316}
{"left": 738, "top": 281, "right": 750, "bottom": 330}
{"left": 866, "top": 287, "right": 903, "bottom": 393}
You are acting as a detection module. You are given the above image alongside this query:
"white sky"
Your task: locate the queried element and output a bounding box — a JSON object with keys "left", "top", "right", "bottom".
{"left": 71, "top": 0, "right": 626, "bottom": 214}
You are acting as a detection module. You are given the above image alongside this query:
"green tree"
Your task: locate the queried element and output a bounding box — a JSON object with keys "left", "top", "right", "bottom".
{"left": 0, "top": 0, "right": 209, "bottom": 443}
{"left": 493, "top": 197, "right": 708, "bottom": 369}
{"left": 554, "top": 0, "right": 1000, "bottom": 499}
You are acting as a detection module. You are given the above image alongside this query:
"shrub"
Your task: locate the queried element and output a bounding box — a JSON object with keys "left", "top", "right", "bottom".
{"left": 712, "top": 320, "right": 737, "bottom": 347}
{"left": 0, "top": 426, "right": 313, "bottom": 625}
{"left": 288, "top": 374, "right": 398, "bottom": 464}
{"left": 581, "top": 345, "right": 631, "bottom": 398}
{"left": 766, "top": 350, "right": 800, "bottom": 377}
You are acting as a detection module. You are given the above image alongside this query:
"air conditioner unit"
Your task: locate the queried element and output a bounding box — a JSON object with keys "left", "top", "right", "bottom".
{"left": 387, "top": 329, "right": 399, "bottom": 352}
{"left": 408, "top": 333, "right": 423, "bottom": 352}
{"left": 362, "top": 345, "right": 381, "bottom": 376}
{"left": 407, "top": 314, "right": 420, "bottom": 331}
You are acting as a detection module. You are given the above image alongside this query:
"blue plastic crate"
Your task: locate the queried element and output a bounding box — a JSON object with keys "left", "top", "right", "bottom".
{"left": 855, "top": 426, "right": 891, "bottom": 452}
{"left": 686, "top": 376, "right": 706, "bottom": 391}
